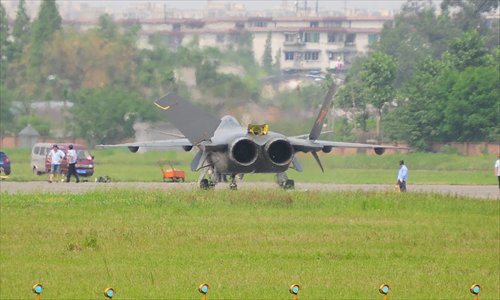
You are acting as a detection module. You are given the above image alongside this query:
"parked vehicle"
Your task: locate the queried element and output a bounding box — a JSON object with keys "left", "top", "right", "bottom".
{"left": 0, "top": 151, "right": 11, "bottom": 175}
{"left": 31, "top": 143, "right": 52, "bottom": 175}
{"left": 31, "top": 143, "right": 94, "bottom": 177}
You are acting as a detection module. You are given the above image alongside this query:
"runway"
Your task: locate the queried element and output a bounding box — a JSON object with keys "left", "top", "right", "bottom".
{"left": 0, "top": 181, "right": 498, "bottom": 199}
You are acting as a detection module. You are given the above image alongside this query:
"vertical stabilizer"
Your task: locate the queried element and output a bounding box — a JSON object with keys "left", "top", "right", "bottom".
{"left": 308, "top": 81, "right": 337, "bottom": 141}
{"left": 154, "top": 93, "right": 221, "bottom": 145}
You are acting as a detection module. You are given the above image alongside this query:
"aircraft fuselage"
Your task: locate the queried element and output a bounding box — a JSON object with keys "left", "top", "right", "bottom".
{"left": 201, "top": 117, "right": 294, "bottom": 175}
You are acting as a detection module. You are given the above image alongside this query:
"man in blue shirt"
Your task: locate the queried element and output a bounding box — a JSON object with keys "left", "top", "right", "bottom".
{"left": 397, "top": 160, "right": 408, "bottom": 192}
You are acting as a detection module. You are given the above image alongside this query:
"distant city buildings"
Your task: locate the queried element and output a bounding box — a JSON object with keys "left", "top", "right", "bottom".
{"left": 135, "top": 15, "right": 391, "bottom": 73}
{"left": 3, "top": 0, "right": 397, "bottom": 72}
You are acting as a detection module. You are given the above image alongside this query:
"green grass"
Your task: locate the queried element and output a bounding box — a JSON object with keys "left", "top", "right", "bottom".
{"left": 1, "top": 190, "right": 499, "bottom": 299}
{"left": 2, "top": 148, "right": 497, "bottom": 184}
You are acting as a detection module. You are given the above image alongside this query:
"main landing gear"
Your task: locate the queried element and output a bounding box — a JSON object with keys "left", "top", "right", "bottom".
{"left": 199, "top": 173, "right": 238, "bottom": 190}
{"left": 199, "top": 178, "right": 215, "bottom": 189}
{"left": 198, "top": 167, "right": 216, "bottom": 190}
{"left": 229, "top": 175, "right": 238, "bottom": 190}
{"left": 198, "top": 167, "right": 237, "bottom": 190}
{"left": 276, "top": 172, "right": 294, "bottom": 189}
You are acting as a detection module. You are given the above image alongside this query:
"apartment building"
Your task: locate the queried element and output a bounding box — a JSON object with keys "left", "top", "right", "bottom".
{"left": 137, "top": 15, "right": 392, "bottom": 72}
{"left": 4, "top": 0, "right": 391, "bottom": 73}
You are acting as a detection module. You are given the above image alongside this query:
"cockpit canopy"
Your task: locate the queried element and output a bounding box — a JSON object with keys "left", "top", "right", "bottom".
{"left": 218, "top": 116, "right": 241, "bottom": 128}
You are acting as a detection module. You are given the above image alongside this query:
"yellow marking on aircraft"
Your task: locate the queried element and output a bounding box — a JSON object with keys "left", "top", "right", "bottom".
{"left": 154, "top": 102, "right": 171, "bottom": 111}
{"left": 248, "top": 124, "right": 269, "bottom": 135}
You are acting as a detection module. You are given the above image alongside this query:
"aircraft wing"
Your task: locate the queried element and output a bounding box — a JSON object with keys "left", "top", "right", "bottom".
{"left": 288, "top": 137, "right": 324, "bottom": 152}
{"left": 97, "top": 138, "right": 192, "bottom": 152}
{"left": 313, "top": 140, "right": 403, "bottom": 149}
{"left": 289, "top": 137, "right": 405, "bottom": 153}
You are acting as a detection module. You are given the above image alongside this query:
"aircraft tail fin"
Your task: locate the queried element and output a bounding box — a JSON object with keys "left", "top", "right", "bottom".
{"left": 154, "top": 93, "right": 221, "bottom": 145}
{"left": 308, "top": 81, "right": 337, "bottom": 141}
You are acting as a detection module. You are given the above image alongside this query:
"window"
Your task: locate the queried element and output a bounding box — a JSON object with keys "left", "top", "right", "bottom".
{"left": 327, "top": 33, "right": 336, "bottom": 43}
{"left": 324, "top": 21, "right": 342, "bottom": 28}
{"left": 303, "top": 32, "right": 319, "bottom": 43}
{"left": 304, "top": 51, "right": 319, "bottom": 61}
{"left": 310, "top": 21, "right": 319, "bottom": 28}
{"left": 345, "top": 33, "right": 356, "bottom": 45}
{"left": 186, "top": 22, "right": 204, "bottom": 29}
{"left": 216, "top": 33, "right": 225, "bottom": 43}
{"left": 285, "top": 33, "right": 296, "bottom": 43}
{"left": 284, "top": 51, "right": 295, "bottom": 60}
{"left": 235, "top": 22, "right": 245, "bottom": 29}
{"left": 368, "top": 34, "right": 379, "bottom": 44}
{"left": 255, "top": 21, "right": 267, "bottom": 27}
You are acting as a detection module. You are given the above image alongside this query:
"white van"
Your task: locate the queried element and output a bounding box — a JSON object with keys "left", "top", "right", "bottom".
{"left": 31, "top": 143, "right": 53, "bottom": 175}
{"left": 31, "top": 142, "right": 95, "bottom": 177}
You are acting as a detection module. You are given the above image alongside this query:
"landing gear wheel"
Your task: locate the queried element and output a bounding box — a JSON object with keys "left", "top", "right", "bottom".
{"left": 284, "top": 179, "right": 295, "bottom": 189}
{"left": 200, "top": 179, "right": 210, "bottom": 189}
{"left": 276, "top": 172, "right": 293, "bottom": 189}
{"left": 229, "top": 175, "right": 238, "bottom": 190}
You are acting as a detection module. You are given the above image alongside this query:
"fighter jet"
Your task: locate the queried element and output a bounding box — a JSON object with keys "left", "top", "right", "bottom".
{"left": 99, "top": 81, "right": 402, "bottom": 189}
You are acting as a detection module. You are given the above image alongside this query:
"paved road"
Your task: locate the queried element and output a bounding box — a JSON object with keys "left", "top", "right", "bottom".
{"left": 0, "top": 181, "right": 498, "bottom": 199}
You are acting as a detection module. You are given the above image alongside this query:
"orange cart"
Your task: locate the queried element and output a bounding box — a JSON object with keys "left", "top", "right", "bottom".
{"left": 158, "top": 160, "right": 185, "bottom": 182}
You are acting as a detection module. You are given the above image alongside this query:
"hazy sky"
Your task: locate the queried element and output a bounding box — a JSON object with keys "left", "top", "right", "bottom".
{"left": 71, "top": 0, "right": 411, "bottom": 11}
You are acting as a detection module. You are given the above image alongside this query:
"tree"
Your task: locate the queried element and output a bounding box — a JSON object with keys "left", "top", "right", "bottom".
{"left": 273, "top": 48, "right": 281, "bottom": 74}
{"left": 0, "top": 84, "right": 15, "bottom": 134}
{"left": 441, "top": 0, "right": 499, "bottom": 31}
{"left": 97, "top": 13, "right": 118, "bottom": 41}
{"left": 70, "top": 86, "right": 159, "bottom": 145}
{"left": 195, "top": 59, "right": 218, "bottom": 88}
{"left": 335, "top": 57, "right": 370, "bottom": 131}
{"left": 0, "top": 3, "right": 9, "bottom": 84}
{"left": 360, "top": 52, "right": 397, "bottom": 140}
{"left": 374, "top": 1, "right": 459, "bottom": 86}
{"left": 29, "top": 0, "right": 62, "bottom": 79}
{"left": 443, "top": 30, "right": 489, "bottom": 71}
{"left": 383, "top": 57, "right": 450, "bottom": 150}
{"left": 261, "top": 32, "right": 273, "bottom": 73}
{"left": 441, "top": 65, "right": 499, "bottom": 142}
{"left": 336, "top": 80, "right": 369, "bottom": 131}
{"left": 43, "top": 29, "right": 137, "bottom": 97}
{"left": 11, "top": 0, "right": 31, "bottom": 61}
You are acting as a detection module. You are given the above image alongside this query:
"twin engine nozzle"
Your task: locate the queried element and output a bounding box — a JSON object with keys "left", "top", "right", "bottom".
{"left": 229, "top": 137, "right": 294, "bottom": 168}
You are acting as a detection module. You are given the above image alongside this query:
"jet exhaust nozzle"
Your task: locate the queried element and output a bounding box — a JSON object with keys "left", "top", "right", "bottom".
{"left": 264, "top": 138, "right": 294, "bottom": 167}
{"left": 229, "top": 138, "right": 259, "bottom": 167}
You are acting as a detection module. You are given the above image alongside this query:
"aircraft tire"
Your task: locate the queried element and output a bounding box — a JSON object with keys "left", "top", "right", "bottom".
{"left": 284, "top": 179, "right": 295, "bottom": 189}
{"left": 200, "top": 179, "right": 210, "bottom": 189}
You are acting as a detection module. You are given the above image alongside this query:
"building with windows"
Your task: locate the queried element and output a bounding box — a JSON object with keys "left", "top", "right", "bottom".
{"left": 137, "top": 15, "right": 392, "bottom": 73}
{"left": 3, "top": 1, "right": 392, "bottom": 73}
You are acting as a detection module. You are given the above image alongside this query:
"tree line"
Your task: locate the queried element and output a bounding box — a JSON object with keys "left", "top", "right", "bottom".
{"left": 335, "top": 0, "right": 499, "bottom": 150}
{"left": 0, "top": 0, "right": 498, "bottom": 149}
{"left": 0, "top": 0, "right": 264, "bottom": 145}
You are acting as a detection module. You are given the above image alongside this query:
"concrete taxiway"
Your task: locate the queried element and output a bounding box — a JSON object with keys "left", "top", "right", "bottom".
{"left": 0, "top": 181, "right": 498, "bottom": 199}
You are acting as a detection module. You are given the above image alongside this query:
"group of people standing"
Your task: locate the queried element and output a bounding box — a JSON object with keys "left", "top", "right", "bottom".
{"left": 48, "top": 144, "right": 79, "bottom": 183}
{"left": 46, "top": 143, "right": 500, "bottom": 190}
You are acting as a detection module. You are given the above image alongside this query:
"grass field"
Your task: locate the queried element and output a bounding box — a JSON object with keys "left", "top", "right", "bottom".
{"left": 1, "top": 189, "right": 498, "bottom": 299}
{"left": 2, "top": 148, "right": 497, "bottom": 185}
